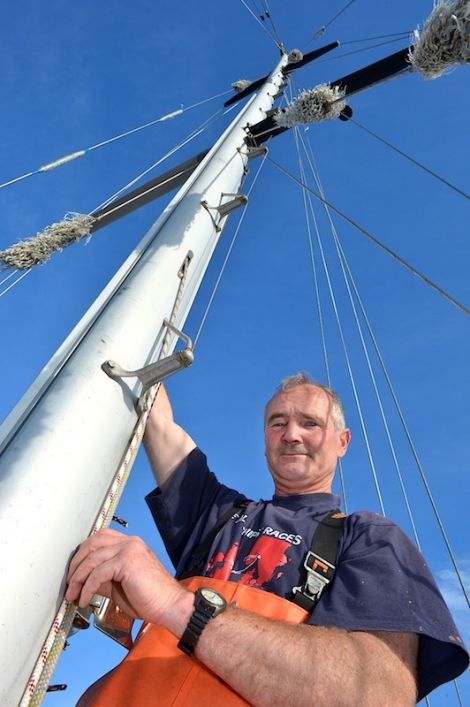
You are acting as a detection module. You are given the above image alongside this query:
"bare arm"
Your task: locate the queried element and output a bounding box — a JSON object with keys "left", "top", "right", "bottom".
{"left": 67, "top": 532, "right": 418, "bottom": 707}
{"left": 143, "top": 384, "right": 196, "bottom": 488}
{"left": 194, "top": 607, "right": 418, "bottom": 706}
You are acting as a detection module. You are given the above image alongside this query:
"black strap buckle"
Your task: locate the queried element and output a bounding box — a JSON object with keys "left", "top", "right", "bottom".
{"left": 293, "top": 551, "right": 335, "bottom": 607}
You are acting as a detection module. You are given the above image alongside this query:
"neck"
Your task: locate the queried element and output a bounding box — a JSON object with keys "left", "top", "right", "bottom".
{"left": 274, "top": 481, "right": 333, "bottom": 496}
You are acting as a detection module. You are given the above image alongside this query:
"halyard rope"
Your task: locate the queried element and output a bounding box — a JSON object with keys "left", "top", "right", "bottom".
{"left": 22, "top": 255, "right": 192, "bottom": 706}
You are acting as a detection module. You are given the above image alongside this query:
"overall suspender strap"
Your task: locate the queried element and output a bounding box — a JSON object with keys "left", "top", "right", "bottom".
{"left": 180, "top": 503, "right": 346, "bottom": 613}
{"left": 292, "top": 510, "right": 346, "bottom": 612}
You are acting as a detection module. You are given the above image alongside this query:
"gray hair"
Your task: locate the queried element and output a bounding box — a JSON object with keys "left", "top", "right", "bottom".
{"left": 266, "top": 372, "right": 346, "bottom": 431}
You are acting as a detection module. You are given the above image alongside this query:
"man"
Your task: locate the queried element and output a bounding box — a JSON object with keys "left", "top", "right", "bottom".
{"left": 67, "top": 374, "right": 468, "bottom": 705}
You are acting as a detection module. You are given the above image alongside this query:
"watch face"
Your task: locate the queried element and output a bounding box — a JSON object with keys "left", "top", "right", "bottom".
{"left": 200, "top": 588, "right": 226, "bottom": 608}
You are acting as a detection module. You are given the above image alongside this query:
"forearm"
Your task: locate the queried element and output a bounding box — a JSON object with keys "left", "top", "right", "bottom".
{"left": 66, "top": 531, "right": 417, "bottom": 706}
{"left": 199, "top": 610, "right": 364, "bottom": 706}
{"left": 167, "top": 600, "right": 417, "bottom": 707}
{"left": 143, "top": 384, "right": 196, "bottom": 487}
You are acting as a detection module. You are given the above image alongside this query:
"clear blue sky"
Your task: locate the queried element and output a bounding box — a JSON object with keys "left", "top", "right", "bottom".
{"left": 0, "top": 1, "right": 468, "bottom": 704}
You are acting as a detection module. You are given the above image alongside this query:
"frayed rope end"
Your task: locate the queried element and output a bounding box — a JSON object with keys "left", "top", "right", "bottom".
{"left": 0, "top": 213, "right": 95, "bottom": 270}
{"left": 410, "top": 0, "right": 470, "bottom": 79}
{"left": 274, "top": 84, "right": 347, "bottom": 128}
{"left": 232, "top": 80, "right": 252, "bottom": 93}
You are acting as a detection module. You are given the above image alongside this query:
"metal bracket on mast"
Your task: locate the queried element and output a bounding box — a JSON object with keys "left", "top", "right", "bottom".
{"left": 242, "top": 145, "right": 268, "bottom": 161}
{"left": 201, "top": 193, "right": 248, "bottom": 232}
{"left": 93, "top": 596, "right": 135, "bottom": 649}
{"left": 70, "top": 595, "right": 135, "bottom": 649}
{"left": 102, "top": 319, "right": 194, "bottom": 404}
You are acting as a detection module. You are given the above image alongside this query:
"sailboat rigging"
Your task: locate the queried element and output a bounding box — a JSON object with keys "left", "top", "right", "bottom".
{"left": 0, "top": 2, "right": 468, "bottom": 704}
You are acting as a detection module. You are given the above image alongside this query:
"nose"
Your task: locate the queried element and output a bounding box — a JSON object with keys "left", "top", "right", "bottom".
{"left": 282, "top": 421, "right": 302, "bottom": 444}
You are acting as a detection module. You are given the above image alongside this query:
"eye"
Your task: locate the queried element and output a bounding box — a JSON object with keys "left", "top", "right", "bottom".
{"left": 305, "top": 420, "right": 319, "bottom": 428}
{"left": 269, "top": 420, "right": 285, "bottom": 428}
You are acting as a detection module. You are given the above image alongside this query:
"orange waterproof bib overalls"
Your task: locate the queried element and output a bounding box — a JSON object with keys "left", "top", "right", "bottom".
{"left": 78, "top": 576, "right": 309, "bottom": 706}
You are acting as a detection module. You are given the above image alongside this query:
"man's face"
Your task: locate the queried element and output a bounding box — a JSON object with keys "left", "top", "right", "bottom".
{"left": 264, "top": 385, "right": 350, "bottom": 496}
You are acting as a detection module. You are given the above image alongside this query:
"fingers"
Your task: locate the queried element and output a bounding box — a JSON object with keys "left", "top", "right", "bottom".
{"left": 66, "top": 540, "right": 121, "bottom": 606}
{"left": 67, "top": 528, "right": 122, "bottom": 579}
{"left": 72, "top": 557, "right": 118, "bottom": 608}
{"left": 66, "top": 529, "right": 129, "bottom": 606}
{"left": 65, "top": 530, "right": 183, "bottom": 627}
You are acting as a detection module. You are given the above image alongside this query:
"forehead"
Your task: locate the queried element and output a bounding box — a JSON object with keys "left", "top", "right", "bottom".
{"left": 265, "top": 385, "right": 332, "bottom": 420}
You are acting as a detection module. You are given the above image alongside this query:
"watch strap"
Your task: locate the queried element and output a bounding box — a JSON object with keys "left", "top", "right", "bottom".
{"left": 177, "top": 589, "right": 226, "bottom": 656}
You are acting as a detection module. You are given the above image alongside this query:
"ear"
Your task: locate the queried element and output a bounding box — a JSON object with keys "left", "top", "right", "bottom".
{"left": 337, "top": 428, "right": 351, "bottom": 458}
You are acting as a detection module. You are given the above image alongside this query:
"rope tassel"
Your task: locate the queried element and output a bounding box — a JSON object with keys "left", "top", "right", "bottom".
{"left": 0, "top": 213, "right": 95, "bottom": 270}
{"left": 274, "top": 85, "right": 347, "bottom": 128}
{"left": 231, "top": 79, "right": 252, "bottom": 92}
{"left": 410, "top": 0, "right": 470, "bottom": 78}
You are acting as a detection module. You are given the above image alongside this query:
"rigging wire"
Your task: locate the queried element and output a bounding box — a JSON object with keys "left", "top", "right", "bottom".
{"left": 329, "top": 237, "right": 470, "bottom": 606}
{"left": 262, "top": 0, "right": 283, "bottom": 46}
{"left": 317, "top": 36, "right": 411, "bottom": 63}
{"left": 292, "top": 121, "right": 469, "bottom": 641}
{"left": 93, "top": 105, "right": 236, "bottom": 215}
{"left": 342, "top": 244, "right": 470, "bottom": 607}
{"left": 293, "top": 133, "right": 386, "bottom": 514}
{"left": 324, "top": 201, "right": 468, "bottom": 703}
{"left": 291, "top": 83, "right": 467, "bottom": 699}
{"left": 0, "top": 106, "right": 236, "bottom": 301}
{"left": 193, "top": 150, "right": 268, "bottom": 348}
{"left": 340, "top": 31, "right": 412, "bottom": 45}
{"left": 87, "top": 89, "right": 231, "bottom": 153}
{"left": 294, "top": 122, "right": 470, "bottom": 607}
{"left": 350, "top": 119, "right": 470, "bottom": 200}
{"left": 0, "top": 89, "right": 231, "bottom": 192}
{"left": 454, "top": 679, "right": 465, "bottom": 707}
{"left": 0, "top": 268, "right": 20, "bottom": 288}
{"left": 0, "top": 268, "right": 32, "bottom": 298}
{"left": 250, "top": 0, "right": 265, "bottom": 17}
{"left": 286, "top": 83, "right": 348, "bottom": 509}
{"left": 249, "top": 0, "right": 283, "bottom": 44}
{"left": 238, "top": 0, "right": 283, "bottom": 49}
{"left": 297, "top": 127, "right": 422, "bottom": 545}
{"left": 291, "top": 124, "right": 349, "bottom": 513}
{"left": 265, "top": 156, "right": 470, "bottom": 317}
{"left": 306, "top": 0, "right": 358, "bottom": 44}
{"left": 293, "top": 136, "right": 332, "bottom": 385}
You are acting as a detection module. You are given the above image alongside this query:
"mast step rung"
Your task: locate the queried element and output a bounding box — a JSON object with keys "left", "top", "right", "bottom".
{"left": 201, "top": 194, "right": 248, "bottom": 225}
{"left": 246, "top": 146, "right": 268, "bottom": 160}
{"left": 101, "top": 320, "right": 194, "bottom": 401}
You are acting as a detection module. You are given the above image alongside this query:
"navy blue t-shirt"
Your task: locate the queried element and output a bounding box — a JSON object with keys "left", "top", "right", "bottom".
{"left": 146, "top": 448, "right": 468, "bottom": 701}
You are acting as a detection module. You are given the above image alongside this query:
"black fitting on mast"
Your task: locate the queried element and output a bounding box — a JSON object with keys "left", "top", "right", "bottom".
{"left": 224, "top": 42, "right": 340, "bottom": 107}
{"left": 244, "top": 46, "right": 411, "bottom": 146}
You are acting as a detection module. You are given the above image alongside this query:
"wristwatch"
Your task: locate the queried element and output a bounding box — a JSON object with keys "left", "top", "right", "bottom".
{"left": 178, "top": 587, "right": 227, "bottom": 656}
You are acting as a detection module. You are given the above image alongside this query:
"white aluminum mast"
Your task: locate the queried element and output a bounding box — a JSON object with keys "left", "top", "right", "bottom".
{"left": 0, "top": 54, "right": 288, "bottom": 705}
